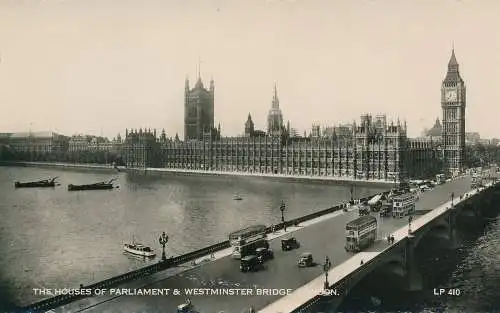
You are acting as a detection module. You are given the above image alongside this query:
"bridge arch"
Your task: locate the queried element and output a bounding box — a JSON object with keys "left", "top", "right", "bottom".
{"left": 335, "top": 254, "right": 406, "bottom": 310}
{"left": 458, "top": 202, "right": 477, "bottom": 218}
{"left": 413, "top": 218, "right": 451, "bottom": 250}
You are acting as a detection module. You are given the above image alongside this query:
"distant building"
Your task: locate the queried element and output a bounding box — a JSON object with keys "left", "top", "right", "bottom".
{"left": 267, "top": 84, "right": 285, "bottom": 137}
{"left": 184, "top": 75, "right": 215, "bottom": 141}
{"left": 289, "top": 128, "right": 300, "bottom": 138}
{"left": 406, "top": 137, "right": 443, "bottom": 179}
{"left": 340, "top": 126, "right": 354, "bottom": 141}
{"left": 68, "top": 135, "right": 90, "bottom": 152}
{"left": 68, "top": 134, "right": 122, "bottom": 153}
{"left": 244, "top": 113, "right": 255, "bottom": 137}
{"left": 6, "top": 131, "right": 68, "bottom": 156}
{"left": 123, "top": 128, "right": 158, "bottom": 168}
{"left": 425, "top": 118, "right": 442, "bottom": 140}
{"left": 125, "top": 111, "right": 440, "bottom": 181}
{"left": 311, "top": 123, "right": 321, "bottom": 138}
{"left": 465, "top": 132, "right": 480, "bottom": 145}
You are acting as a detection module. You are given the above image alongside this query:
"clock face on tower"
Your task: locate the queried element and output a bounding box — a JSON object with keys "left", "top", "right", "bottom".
{"left": 445, "top": 90, "right": 457, "bottom": 102}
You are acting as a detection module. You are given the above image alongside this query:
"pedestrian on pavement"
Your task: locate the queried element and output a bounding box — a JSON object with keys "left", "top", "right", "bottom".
{"left": 360, "top": 260, "right": 364, "bottom": 265}
{"left": 391, "top": 235, "right": 395, "bottom": 244}
{"left": 387, "top": 235, "right": 391, "bottom": 244}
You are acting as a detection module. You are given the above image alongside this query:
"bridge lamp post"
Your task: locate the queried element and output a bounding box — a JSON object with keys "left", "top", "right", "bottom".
{"left": 158, "top": 231, "right": 169, "bottom": 261}
{"left": 323, "top": 256, "right": 332, "bottom": 289}
{"left": 451, "top": 192, "right": 455, "bottom": 209}
{"left": 280, "top": 200, "right": 287, "bottom": 232}
{"left": 408, "top": 215, "right": 413, "bottom": 234}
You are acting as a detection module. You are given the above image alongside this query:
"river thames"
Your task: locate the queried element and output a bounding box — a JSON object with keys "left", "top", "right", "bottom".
{"left": 0, "top": 165, "right": 387, "bottom": 307}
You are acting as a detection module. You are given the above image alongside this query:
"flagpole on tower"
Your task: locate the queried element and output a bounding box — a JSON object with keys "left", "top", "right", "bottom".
{"left": 198, "top": 56, "right": 201, "bottom": 80}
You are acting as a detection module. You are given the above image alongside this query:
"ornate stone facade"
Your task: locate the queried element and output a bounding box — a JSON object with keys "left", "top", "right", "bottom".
{"left": 441, "top": 49, "right": 466, "bottom": 175}
{"left": 124, "top": 113, "right": 441, "bottom": 181}
{"left": 184, "top": 76, "right": 215, "bottom": 141}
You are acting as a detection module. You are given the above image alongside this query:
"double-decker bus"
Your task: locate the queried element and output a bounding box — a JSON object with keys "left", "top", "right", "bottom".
{"left": 392, "top": 192, "right": 416, "bottom": 218}
{"left": 229, "top": 225, "right": 268, "bottom": 259}
{"left": 471, "top": 174, "right": 483, "bottom": 188}
{"left": 436, "top": 174, "right": 446, "bottom": 185}
{"left": 345, "top": 215, "right": 377, "bottom": 252}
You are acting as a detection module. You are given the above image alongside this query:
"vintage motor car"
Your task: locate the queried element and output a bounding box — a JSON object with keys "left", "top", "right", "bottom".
{"left": 298, "top": 252, "right": 314, "bottom": 267}
{"left": 281, "top": 237, "right": 300, "bottom": 251}
{"left": 256, "top": 247, "right": 274, "bottom": 262}
{"left": 240, "top": 255, "right": 263, "bottom": 272}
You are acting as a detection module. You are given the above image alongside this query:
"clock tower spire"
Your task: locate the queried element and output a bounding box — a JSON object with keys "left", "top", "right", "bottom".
{"left": 441, "top": 48, "right": 466, "bottom": 176}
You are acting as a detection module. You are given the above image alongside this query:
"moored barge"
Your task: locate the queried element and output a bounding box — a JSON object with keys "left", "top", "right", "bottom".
{"left": 68, "top": 178, "right": 117, "bottom": 191}
{"left": 14, "top": 177, "right": 58, "bottom": 188}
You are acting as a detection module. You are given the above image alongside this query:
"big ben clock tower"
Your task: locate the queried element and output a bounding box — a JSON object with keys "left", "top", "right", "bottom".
{"left": 441, "top": 48, "right": 466, "bottom": 176}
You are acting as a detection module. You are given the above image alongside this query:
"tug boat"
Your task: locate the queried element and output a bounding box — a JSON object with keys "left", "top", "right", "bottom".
{"left": 14, "top": 177, "right": 58, "bottom": 188}
{"left": 123, "top": 241, "right": 156, "bottom": 257}
{"left": 68, "top": 178, "right": 117, "bottom": 191}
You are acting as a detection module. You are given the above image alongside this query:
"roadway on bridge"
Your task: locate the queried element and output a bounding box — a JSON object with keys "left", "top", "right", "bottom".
{"left": 63, "top": 177, "right": 471, "bottom": 313}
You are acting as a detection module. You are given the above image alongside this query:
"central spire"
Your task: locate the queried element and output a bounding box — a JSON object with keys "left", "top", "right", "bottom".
{"left": 197, "top": 56, "right": 201, "bottom": 81}
{"left": 272, "top": 83, "right": 279, "bottom": 109}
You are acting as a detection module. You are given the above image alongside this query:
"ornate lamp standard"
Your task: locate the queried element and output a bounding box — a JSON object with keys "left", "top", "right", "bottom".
{"left": 350, "top": 185, "right": 354, "bottom": 204}
{"left": 280, "top": 200, "right": 286, "bottom": 232}
{"left": 323, "top": 256, "right": 332, "bottom": 289}
{"left": 158, "top": 231, "right": 169, "bottom": 261}
{"left": 451, "top": 192, "right": 455, "bottom": 208}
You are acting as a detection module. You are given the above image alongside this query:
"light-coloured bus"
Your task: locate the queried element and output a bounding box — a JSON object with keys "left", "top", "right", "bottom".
{"left": 392, "top": 192, "right": 416, "bottom": 218}
{"left": 471, "top": 174, "right": 483, "bottom": 188}
{"left": 229, "top": 225, "right": 268, "bottom": 259}
{"left": 436, "top": 174, "right": 446, "bottom": 185}
{"left": 345, "top": 215, "right": 377, "bottom": 252}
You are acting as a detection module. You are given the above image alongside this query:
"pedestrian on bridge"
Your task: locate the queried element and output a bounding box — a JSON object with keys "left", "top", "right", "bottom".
{"left": 391, "top": 235, "right": 395, "bottom": 244}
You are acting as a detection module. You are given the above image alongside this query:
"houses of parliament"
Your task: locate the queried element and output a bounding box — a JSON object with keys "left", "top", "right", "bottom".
{"left": 122, "top": 50, "right": 466, "bottom": 181}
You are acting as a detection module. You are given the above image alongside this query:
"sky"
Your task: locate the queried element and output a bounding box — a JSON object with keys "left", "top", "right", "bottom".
{"left": 0, "top": 0, "right": 499, "bottom": 139}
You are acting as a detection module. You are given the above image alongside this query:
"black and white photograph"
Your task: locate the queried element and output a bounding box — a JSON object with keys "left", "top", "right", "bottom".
{"left": 1, "top": 0, "right": 500, "bottom": 312}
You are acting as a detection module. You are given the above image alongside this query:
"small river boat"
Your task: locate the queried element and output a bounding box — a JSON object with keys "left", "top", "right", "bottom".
{"left": 123, "top": 242, "right": 156, "bottom": 257}
{"left": 14, "top": 177, "right": 58, "bottom": 188}
{"left": 234, "top": 193, "right": 243, "bottom": 201}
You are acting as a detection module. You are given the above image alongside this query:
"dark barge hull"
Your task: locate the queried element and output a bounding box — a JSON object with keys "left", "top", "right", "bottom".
{"left": 15, "top": 181, "right": 56, "bottom": 188}
{"left": 68, "top": 184, "right": 114, "bottom": 191}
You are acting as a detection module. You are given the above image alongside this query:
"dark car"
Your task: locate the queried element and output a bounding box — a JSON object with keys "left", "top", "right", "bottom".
{"left": 298, "top": 252, "right": 313, "bottom": 267}
{"left": 256, "top": 247, "right": 274, "bottom": 262}
{"left": 281, "top": 237, "right": 300, "bottom": 251}
{"left": 240, "top": 255, "right": 262, "bottom": 272}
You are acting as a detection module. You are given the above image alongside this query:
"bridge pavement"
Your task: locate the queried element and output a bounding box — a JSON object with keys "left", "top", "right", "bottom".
{"left": 52, "top": 176, "right": 471, "bottom": 313}
{"left": 260, "top": 178, "right": 489, "bottom": 313}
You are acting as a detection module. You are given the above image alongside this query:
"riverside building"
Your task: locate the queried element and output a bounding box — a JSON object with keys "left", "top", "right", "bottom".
{"left": 123, "top": 77, "right": 442, "bottom": 182}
